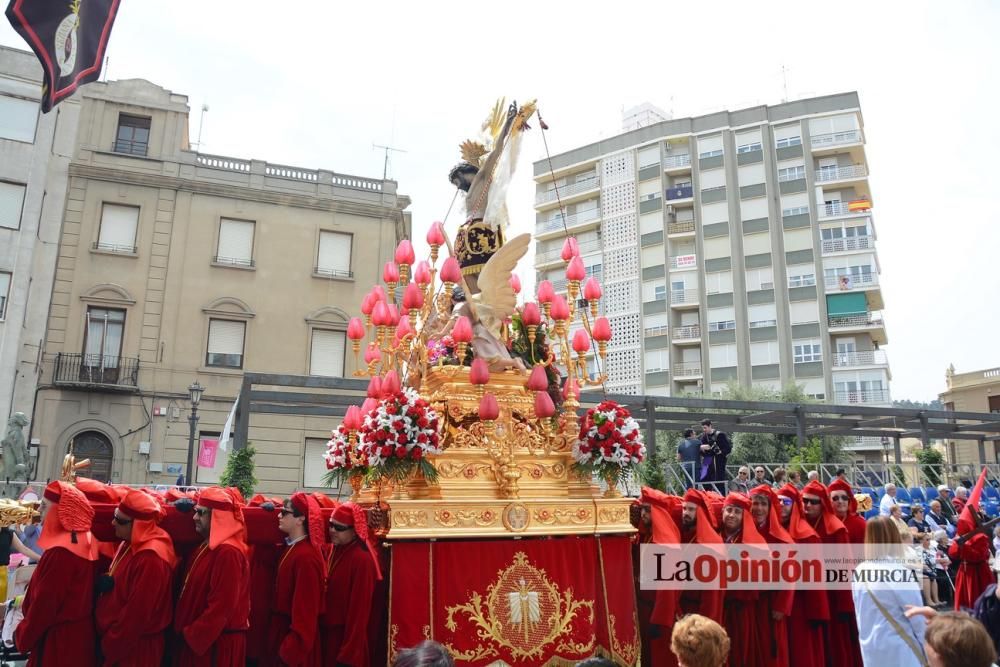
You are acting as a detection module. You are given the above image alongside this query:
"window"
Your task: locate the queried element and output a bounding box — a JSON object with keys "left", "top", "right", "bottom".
{"left": 0, "top": 271, "right": 10, "bottom": 320}
{"left": 654, "top": 285, "right": 667, "bottom": 301}
{"left": 708, "top": 306, "right": 736, "bottom": 332}
{"left": 317, "top": 231, "right": 352, "bottom": 278}
{"left": 699, "top": 149, "right": 723, "bottom": 159}
{"left": 310, "top": 329, "right": 346, "bottom": 377}
{"left": 215, "top": 218, "right": 255, "bottom": 267}
{"left": 0, "top": 95, "right": 38, "bottom": 142}
{"left": 737, "top": 142, "right": 762, "bottom": 154}
{"left": 304, "top": 438, "right": 335, "bottom": 489}
{"left": 789, "top": 300, "right": 820, "bottom": 324}
{"left": 84, "top": 308, "right": 125, "bottom": 368}
{"left": 0, "top": 182, "right": 26, "bottom": 230}
{"left": 777, "top": 166, "right": 805, "bottom": 182}
{"left": 750, "top": 341, "right": 780, "bottom": 365}
{"left": 97, "top": 204, "right": 139, "bottom": 253}
{"left": 644, "top": 350, "right": 669, "bottom": 373}
{"left": 114, "top": 114, "right": 151, "bottom": 156}
{"left": 775, "top": 136, "right": 802, "bottom": 149}
{"left": 710, "top": 343, "right": 738, "bottom": 367}
{"left": 787, "top": 266, "right": 816, "bottom": 287}
{"left": 748, "top": 304, "right": 777, "bottom": 328}
{"left": 705, "top": 271, "right": 733, "bottom": 295}
{"left": 745, "top": 267, "right": 774, "bottom": 291}
{"left": 207, "top": 319, "right": 246, "bottom": 368}
{"left": 782, "top": 205, "right": 809, "bottom": 217}
{"left": 793, "top": 340, "right": 822, "bottom": 363}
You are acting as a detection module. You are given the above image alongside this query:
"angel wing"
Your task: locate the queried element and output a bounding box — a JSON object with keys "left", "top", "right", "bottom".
{"left": 471, "top": 233, "right": 531, "bottom": 339}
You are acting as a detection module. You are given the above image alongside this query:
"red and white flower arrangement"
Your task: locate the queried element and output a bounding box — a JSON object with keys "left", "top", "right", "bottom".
{"left": 322, "top": 423, "right": 366, "bottom": 487}
{"left": 571, "top": 400, "right": 645, "bottom": 489}
{"left": 360, "top": 387, "right": 442, "bottom": 483}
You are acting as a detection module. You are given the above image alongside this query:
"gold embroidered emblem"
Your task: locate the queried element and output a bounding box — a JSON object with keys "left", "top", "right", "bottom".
{"left": 444, "top": 552, "right": 595, "bottom": 660}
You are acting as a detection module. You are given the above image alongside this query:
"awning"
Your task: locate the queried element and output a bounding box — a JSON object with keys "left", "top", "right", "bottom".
{"left": 827, "top": 292, "right": 867, "bottom": 316}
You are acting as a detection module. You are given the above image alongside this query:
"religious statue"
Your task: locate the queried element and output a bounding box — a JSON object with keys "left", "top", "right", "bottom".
{"left": 449, "top": 98, "right": 536, "bottom": 294}
{"left": 1, "top": 412, "right": 29, "bottom": 482}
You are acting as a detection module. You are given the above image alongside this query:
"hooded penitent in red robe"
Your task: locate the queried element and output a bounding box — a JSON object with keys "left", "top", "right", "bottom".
{"left": 949, "top": 467, "right": 994, "bottom": 610}
{"left": 16, "top": 481, "right": 99, "bottom": 667}
{"left": 777, "top": 484, "right": 828, "bottom": 667}
{"left": 95, "top": 490, "right": 177, "bottom": 666}
{"left": 827, "top": 479, "right": 867, "bottom": 544}
{"left": 675, "top": 489, "right": 724, "bottom": 624}
{"left": 245, "top": 494, "right": 284, "bottom": 663}
{"left": 321, "top": 502, "right": 381, "bottom": 667}
{"left": 802, "top": 480, "right": 863, "bottom": 667}
{"left": 264, "top": 492, "right": 325, "bottom": 667}
{"left": 639, "top": 488, "right": 683, "bottom": 667}
{"left": 719, "top": 492, "right": 771, "bottom": 667}
{"left": 173, "top": 487, "right": 251, "bottom": 666}
{"left": 749, "top": 485, "right": 795, "bottom": 667}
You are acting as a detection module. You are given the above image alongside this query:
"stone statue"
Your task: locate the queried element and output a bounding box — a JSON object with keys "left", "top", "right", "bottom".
{"left": 449, "top": 99, "right": 536, "bottom": 293}
{"left": 2, "top": 413, "right": 29, "bottom": 482}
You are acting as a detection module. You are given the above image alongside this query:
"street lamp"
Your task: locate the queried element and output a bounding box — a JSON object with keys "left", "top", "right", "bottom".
{"left": 184, "top": 381, "right": 205, "bottom": 486}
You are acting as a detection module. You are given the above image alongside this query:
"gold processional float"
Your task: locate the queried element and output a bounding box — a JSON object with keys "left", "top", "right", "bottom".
{"left": 322, "top": 99, "right": 646, "bottom": 541}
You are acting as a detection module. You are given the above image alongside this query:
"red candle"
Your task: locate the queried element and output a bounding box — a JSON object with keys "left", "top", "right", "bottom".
{"left": 583, "top": 277, "right": 603, "bottom": 301}
{"left": 527, "top": 364, "right": 549, "bottom": 391}
{"left": 522, "top": 303, "right": 542, "bottom": 326}
{"left": 426, "top": 221, "right": 446, "bottom": 246}
{"left": 440, "top": 257, "right": 462, "bottom": 284}
{"left": 592, "top": 317, "right": 612, "bottom": 342}
{"left": 382, "top": 370, "right": 401, "bottom": 397}
{"left": 360, "top": 293, "right": 376, "bottom": 316}
{"left": 414, "top": 260, "right": 432, "bottom": 286}
{"left": 509, "top": 274, "right": 521, "bottom": 294}
{"left": 372, "top": 301, "right": 390, "bottom": 327}
{"left": 561, "top": 237, "right": 580, "bottom": 262}
{"left": 394, "top": 240, "right": 415, "bottom": 266}
{"left": 452, "top": 316, "right": 473, "bottom": 343}
{"left": 364, "top": 343, "right": 381, "bottom": 364}
{"left": 343, "top": 405, "right": 362, "bottom": 431}
{"left": 383, "top": 261, "right": 400, "bottom": 284}
{"left": 402, "top": 283, "right": 424, "bottom": 310}
{"left": 478, "top": 393, "right": 500, "bottom": 421}
{"left": 534, "top": 391, "right": 556, "bottom": 418}
{"left": 550, "top": 295, "right": 570, "bottom": 321}
{"left": 386, "top": 304, "right": 401, "bottom": 326}
{"left": 469, "top": 358, "right": 490, "bottom": 385}
{"left": 367, "top": 376, "right": 382, "bottom": 399}
{"left": 566, "top": 256, "right": 586, "bottom": 281}
{"left": 572, "top": 329, "right": 591, "bottom": 354}
{"left": 537, "top": 280, "right": 555, "bottom": 304}
{"left": 347, "top": 317, "right": 365, "bottom": 341}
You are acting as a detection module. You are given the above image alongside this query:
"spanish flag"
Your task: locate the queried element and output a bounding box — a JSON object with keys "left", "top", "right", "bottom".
{"left": 848, "top": 199, "right": 871, "bottom": 212}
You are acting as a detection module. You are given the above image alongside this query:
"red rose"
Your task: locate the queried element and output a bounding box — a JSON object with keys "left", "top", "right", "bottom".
{"left": 417, "top": 417, "right": 428, "bottom": 429}
{"left": 412, "top": 448, "right": 423, "bottom": 459}
{"left": 395, "top": 446, "right": 407, "bottom": 457}
{"left": 397, "top": 433, "right": 408, "bottom": 444}
{"left": 380, "top": 446, "right": 392, "bottom": 457}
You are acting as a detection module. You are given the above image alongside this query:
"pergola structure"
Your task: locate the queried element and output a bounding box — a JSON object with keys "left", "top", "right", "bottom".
{"left": 234, "top": 373, "right": 1000, "bottom": 465}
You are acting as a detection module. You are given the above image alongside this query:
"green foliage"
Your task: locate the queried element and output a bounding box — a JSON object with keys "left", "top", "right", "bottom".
{"left": 893, "top": 399, "right": 944, "bottom": 411}
{"left": 638, "top": 431, "right": 671, "bottom": 491}
{"left": 915, "top": 448, "right": 944, "bottom": 486}
{"left": 219, "top": 443, "right": 258, "bottom": 500}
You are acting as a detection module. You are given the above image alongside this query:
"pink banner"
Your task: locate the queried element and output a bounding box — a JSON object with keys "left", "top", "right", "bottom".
{"left": 197, "top": 438, "right": 219, "bottom": 468}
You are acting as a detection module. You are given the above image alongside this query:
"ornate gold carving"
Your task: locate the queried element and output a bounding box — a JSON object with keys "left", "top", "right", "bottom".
{"left": 501, "top": 503, "right": 530, "bottom": 532}
{"left": 444, "top": 552, "right": 595, "bottom": 660}
{"left": 598, "top": 506, "right": 629, "bottom": 525}
{"left": 609, "top": 613, "right": 640, "bottom": 667}
{"left": 392, "top": 510, "right": 429, "bottom": 528}
{"left": 436, "top": 461, "right": 493, "bottom": 480}
{"left": 533, "top": 507, "right": 592, "bottom": 526}
{"left": 434, "top": 508, "right": 499, "bottom": 528}
{"left": 520, "top": 461, "right": 567, "bottom": 481}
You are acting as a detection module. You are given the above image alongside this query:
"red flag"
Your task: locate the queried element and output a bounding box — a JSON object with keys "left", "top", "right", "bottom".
{"left": 956, "top": 466, "right": 989, "bottom": 535}
{"left": 5, "top": 0, "right": 121, "bottom": 112}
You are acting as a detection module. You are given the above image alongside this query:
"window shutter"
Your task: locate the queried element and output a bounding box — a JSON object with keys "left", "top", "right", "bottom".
{"left": 789, "top": 300, "right": 819, "bottom": 324}
{"left": 0, "top": 95, "right": 38, "bottom": 142}
{"left": 748, "top": 303, "right": 777, "bottom": 326}
{"left": 708, "top": 306, "right": 735, "bottom": 323}
{"left": 208, "top": 320, "right": 245, "bottom": 355}
{"left": 0, "top": 182, "right": 25, "bottom": 230}
{"left": 217, "top": 219, "right": 254, "bottom": 264}
{"left": 303, "top": 438, "right": 332, "bottom": 488}
{"left": 317, "top": 232, "right": 352, "bottom": 275}
{"left": 0, "top": 272, "right": 10, "bottom": 319}
{"left": 310, "top": 330, "right": 345, "bottom": 377}
{"left": 99, "top": 205, "right": 139, "bottom": 251}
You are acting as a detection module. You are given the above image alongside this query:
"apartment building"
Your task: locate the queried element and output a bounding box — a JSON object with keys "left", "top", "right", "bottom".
{"left": 940, "top": 365, "right": 1000, "bottom": 465}
{"left": 533, "top": 92, "right": 890, "bottom": 458}
{"left": 27, "top": 75, "right": 410, "bottom": 494}
{"left": 0, "top": 46, "right": 81, "bottom": 433}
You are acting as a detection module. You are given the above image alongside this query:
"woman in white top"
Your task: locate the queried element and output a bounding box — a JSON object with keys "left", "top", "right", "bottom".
{"left": 853, "top": 516, "right": 928, "bottom": 666}
{"left": 891, "top": 504, "right": 914, "bottom": 544}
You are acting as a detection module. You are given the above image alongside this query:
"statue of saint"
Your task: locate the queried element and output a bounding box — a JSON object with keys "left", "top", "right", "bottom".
{"left": 2, "top": 413, "right": 30, "bottom": 482}
{"left": 449, "top": 99, "right": 535, "bottom": 294}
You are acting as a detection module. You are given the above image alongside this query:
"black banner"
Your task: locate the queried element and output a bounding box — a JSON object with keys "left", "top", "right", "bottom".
{"left": 5, "top": 0, "right": 121, "bottom": 112}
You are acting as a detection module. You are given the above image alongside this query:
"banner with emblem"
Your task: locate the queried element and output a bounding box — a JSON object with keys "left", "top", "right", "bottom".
{"left": 5, "top": 0, "right": 121, "bottom": 112}
{"left": 388, "top": 535, "right": 638, "bottom": 666}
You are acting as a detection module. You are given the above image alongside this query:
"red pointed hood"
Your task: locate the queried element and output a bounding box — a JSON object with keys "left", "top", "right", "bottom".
{"left": 750, "top": 484, "right": 793, "bottom": 543}
{"left": 682, "top": 488, "right": 722, "bottom": 544}
{"left": 640, "top": 487, "right": 681, "bottom": 545}
{"left": 198, "top": 486, "right": 249, "bottom": 556}
{"left": 957, "top": 466, "right": 989, "bottom": 535}
{"left": 778, "top": 484, "right": 820, "bottom": 542}
{"left": 331, "top": 502, "right": 382, "bottom": 580}
{"left": 290, "top": 491, "right": 325, "bottom": 553}
{"left": 722, "top": 493, "right": 768, "bottom": 545}
{"left": 802, "top": 480, "right": 847, "bottom": 537}
{"left": 827, "top": 479, "right": 858, "bottom": 515}
{"left": 119, "top": 489, "right": 176, "bottom": 567}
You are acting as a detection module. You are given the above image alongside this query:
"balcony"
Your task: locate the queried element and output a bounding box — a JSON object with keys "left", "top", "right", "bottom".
{"left": 666, "top": 185, "right": 694, "bottom": 202}
{"left": 669, "top": 254, "right": 697, "bottom": 271}
{"left": 815, "top": 164, "right": 868, "bottom": 183}
{"left": 827, "top": 312, "right": 888, "bottom": 345}
{"left": 811, "top": 129, "right": 864, "bottom": 150}
{"left": 672, "top": 324, "right": 701, "bottom": 343}
{"left": 644, "top": 325, "right": 669, "bottom": 337}
{"left": 821, "top": 236, "right": 873, "bottom": 254}
{"left": 663, "top": 154, "right": 692, "bottom": 171}
{"left": 824, "top": 272, "right": 879, "bottom": 290}
{"left": 819, "top": 200, "right": 871, "bottom": 219}
{"left": 670, "top": 289, "right": 700, "bottom": 308}
{"left": 667, "top": 219, "right": 695, "bottom": 236}
{"left": 53, "top": 353, "right": 140, "bottom": 391}
{"left": 535, "top": 210, "right": 601, "bottom": 238}
{"left": 92, "top": 241, "right": 138, "bottom": 255}
{"left": 833, "top": 389, "right": 891, "bottom": 405}
{"left": 535, "top": 238, "right": 602, "bottom": 266}
{"left": 535, "top": 176, "right": 600, "bottom": 207}
{"left": 673, "top": 361, "right": 703, "bottom": 378}
{"left": 832, "top": 350, "right": 889, "bottom": 369}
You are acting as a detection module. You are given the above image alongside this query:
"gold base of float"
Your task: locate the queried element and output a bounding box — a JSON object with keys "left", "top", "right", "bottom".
{"left": 370, "top": 366, "right": 636, "bottom": 540}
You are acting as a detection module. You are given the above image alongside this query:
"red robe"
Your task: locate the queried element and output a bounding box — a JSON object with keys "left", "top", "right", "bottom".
{"left": 632, "top": 532, "right": 666, "bottom": 667}
{"left": 950, "top": 533, "right": 993, "bottom": 610}
{"left": 811, "top": 517, "right": 863, "bottom": 667}
{"left": 173, "top": 542, "right": 251, "bottom": 666}
{"left": 321, "top": 540, "right": 377, "bottom": 667}
{"left": 756, "top": 522, "right": 794, "bottom": 667}
{"left": 839, "top": 512, "right": 867, "bottom": 545}
{"left": 247, "top": 543, "right": 280, "bottom": 662}
{"left": 675, "top": 530, "right": 724, "bottom": 623}
{"left": 95, "top": 546, "right": 174, "bottom": 666}
{"left": 720, "top": 531, "right": 767, "bottom": 667}
{"left": 264, "top": 539, "right": 325, "bottom": 667}
{"left": 785, "top": 532, "right": 829, "bottom": 667}
{"left": 15, "top": 547, "right": 98, "bottom": 667}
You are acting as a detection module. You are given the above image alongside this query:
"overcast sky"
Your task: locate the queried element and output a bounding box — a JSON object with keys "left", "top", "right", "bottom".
{"left": 3, "top": 0, "right": 997, "bottom": 402}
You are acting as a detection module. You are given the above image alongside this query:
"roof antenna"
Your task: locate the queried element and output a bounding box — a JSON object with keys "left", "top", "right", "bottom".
{"left": 194, "top": 103, "right": 209, "bottom": 152}
{"left": 780, "top": 64, "right": 789, "bottom": 103}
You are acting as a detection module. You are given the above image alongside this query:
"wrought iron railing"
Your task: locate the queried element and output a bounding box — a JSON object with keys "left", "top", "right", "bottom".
{"left": 53, "top": 353, "right": 140, "bottom": 389}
